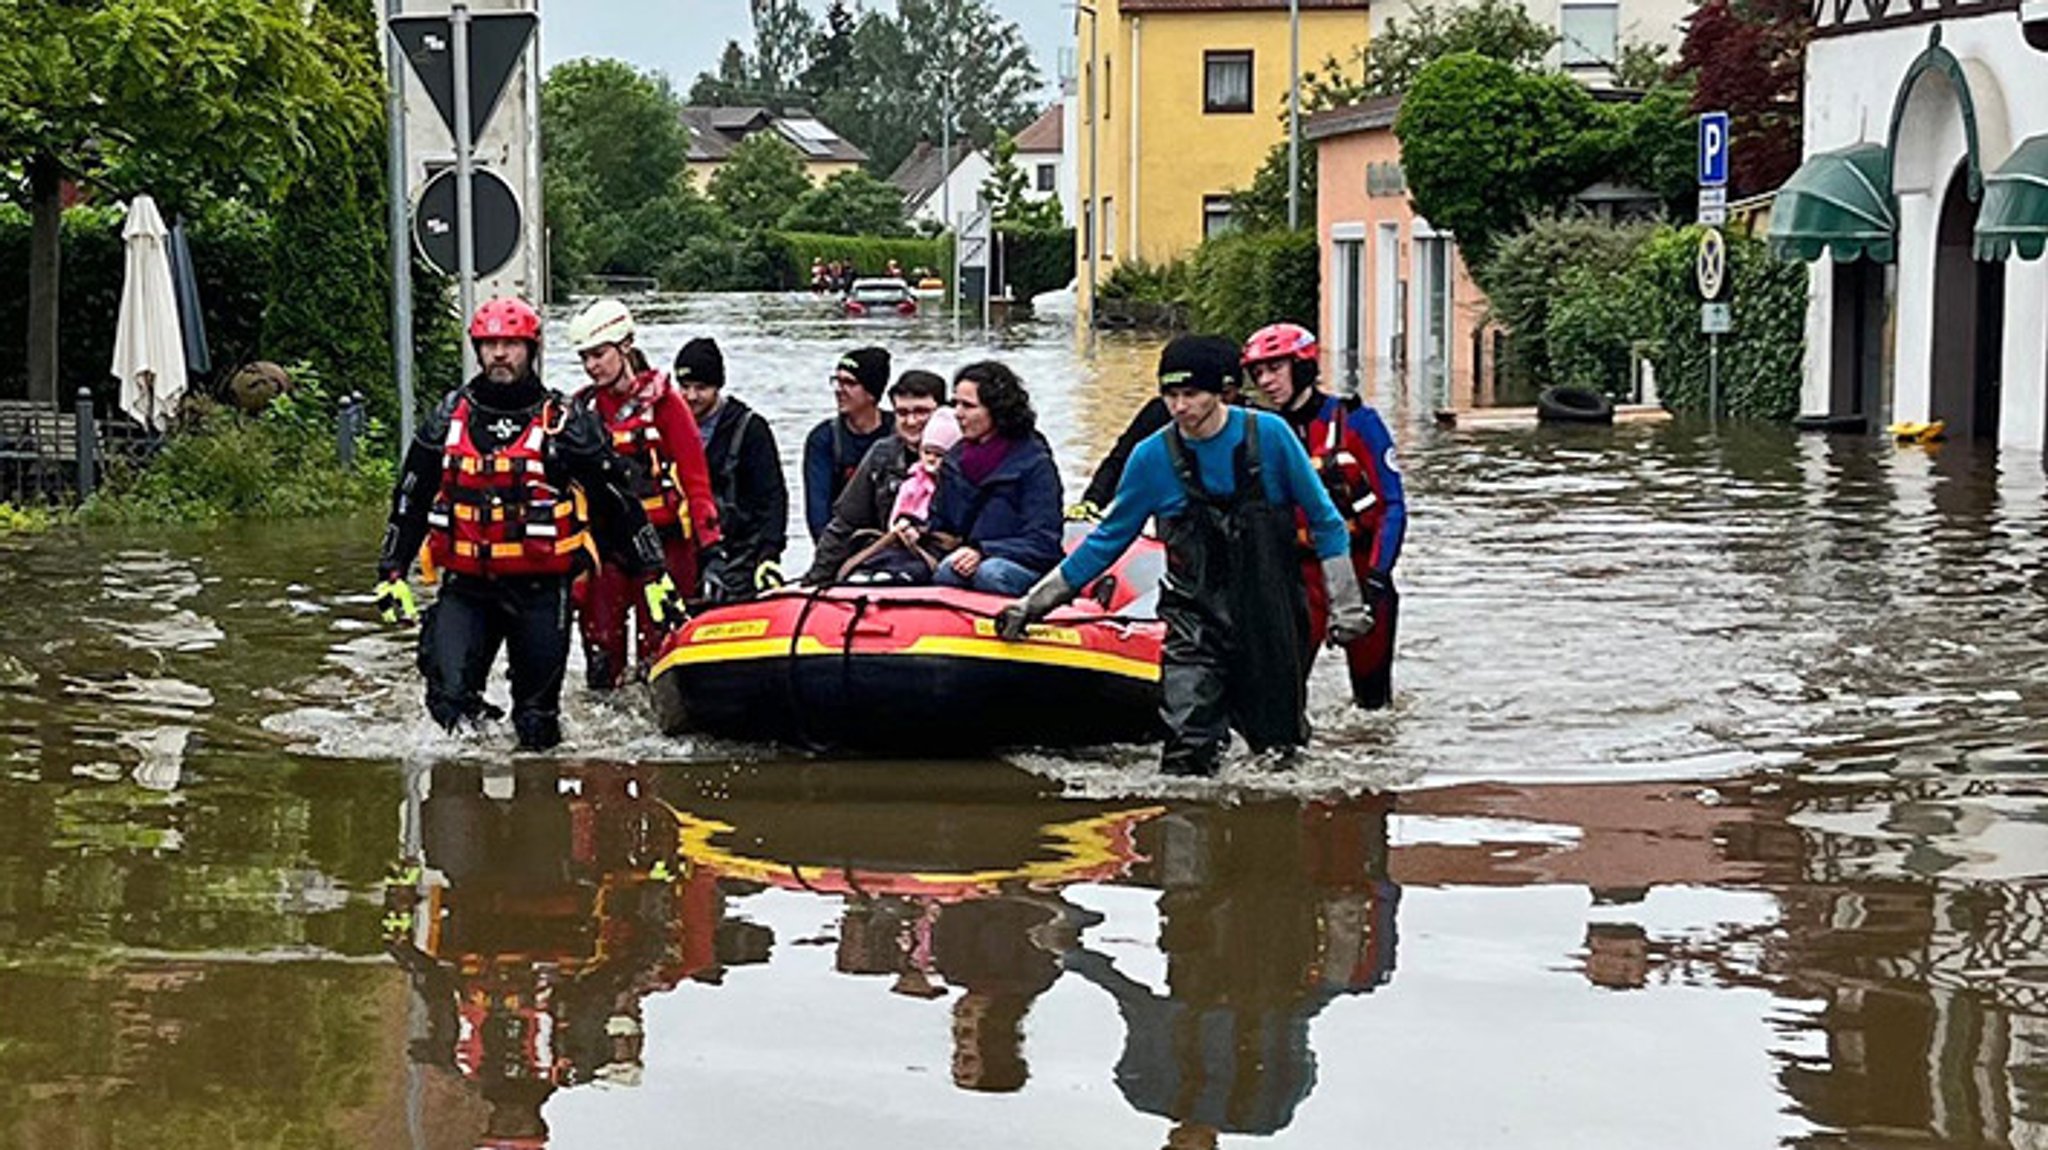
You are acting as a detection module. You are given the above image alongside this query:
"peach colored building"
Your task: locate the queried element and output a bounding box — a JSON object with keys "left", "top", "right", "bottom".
{"left": 1306, "top": 97, "right": 1495, "bottom": 411}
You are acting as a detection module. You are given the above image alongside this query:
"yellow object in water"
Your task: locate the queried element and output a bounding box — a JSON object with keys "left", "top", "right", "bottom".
{"left": 1888, "top": 420, "right": 1946, "bottom": 444}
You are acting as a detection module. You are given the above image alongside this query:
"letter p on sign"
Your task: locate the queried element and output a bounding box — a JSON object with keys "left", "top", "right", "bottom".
{"left": 1699, "top": 112, "right": 1731, "bottom": 188}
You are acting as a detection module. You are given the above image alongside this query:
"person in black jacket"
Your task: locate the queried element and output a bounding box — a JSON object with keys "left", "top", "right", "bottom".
{"left": 375, "top": 298, "right": 682, "bottom": 751}
{"left": 675, "top": 337, "right": 789, "bottom": 595}
{"left": 802, "top": 369, "right": 946, "bottom": 584}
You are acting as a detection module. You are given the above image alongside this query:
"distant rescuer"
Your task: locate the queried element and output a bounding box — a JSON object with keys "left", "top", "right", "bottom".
{"left": 996, "top": 335, "right": 1372, "bottom": 777}
{"left": 374, "top": 297, "right": 684, "bottom": 751}
{"left": 1242, "top": 323, "right": 1407, "bottom": 709}
{"left": 567, "top": 298, "right": 726, "bottom": 689}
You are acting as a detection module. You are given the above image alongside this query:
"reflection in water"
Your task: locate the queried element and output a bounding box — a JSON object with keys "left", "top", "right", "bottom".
{"left": 3, "top": 296, "right": 2048, "bottom": 1145}
{"left": 1067, "top": 800, "right": 1395, "bottom": 1144}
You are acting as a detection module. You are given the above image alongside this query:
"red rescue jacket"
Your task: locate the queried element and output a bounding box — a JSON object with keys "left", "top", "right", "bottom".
{"left": 426, "top": 396, "right": 593, "bottom": 579}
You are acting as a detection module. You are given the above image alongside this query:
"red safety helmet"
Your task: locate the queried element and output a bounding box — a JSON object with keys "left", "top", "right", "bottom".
{"left": 469, "top": 297, "right": 542, "bottom": 343}
{"left": 1242, "top": 322, "right": 1318, "bottom": 366}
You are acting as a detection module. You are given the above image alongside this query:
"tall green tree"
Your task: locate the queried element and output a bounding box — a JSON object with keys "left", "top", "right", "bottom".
{"left": 1305, "top": 0, "right": 1558, "bottom": 108}
{"left": 802, "top": 0, "right": 859, "bottom": 96}
{"left": 781, "top": 170, "right": 910, "bottom": 236}
{"left": 543, "top": 58, "right": 714, "bottom": 287}
{"left": 0, "top": 0, "right": 374, "bottom": 404}
{"left": 980, "top": 131, "right": 1064, "bottom": 231}
{"left": 1395, "top": 53, "right": 1606, "bottom": 269}
{"left": 708, "top": 134, "right": 813, "bottom": 232}
{"left": 750, "top": 0, "right": 817, "bottom": 100}
{"left": 813, "top": 0, "right": 1043, "bottom": 178}
{"left": 263, "top": 0, "right": 391, "bottom": 408}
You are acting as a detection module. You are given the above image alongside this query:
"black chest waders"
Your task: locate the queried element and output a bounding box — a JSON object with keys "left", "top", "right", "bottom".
{"left": 1156, "top": 419, "right": 1313, "bottom": 775}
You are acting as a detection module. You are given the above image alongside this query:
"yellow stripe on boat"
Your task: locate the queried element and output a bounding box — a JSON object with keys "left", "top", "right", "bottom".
{"left": 650, "top": 632, "right": 1160, "bottom": 683}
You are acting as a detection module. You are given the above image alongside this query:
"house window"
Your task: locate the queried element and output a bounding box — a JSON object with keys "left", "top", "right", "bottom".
{"left": 1104, "top": 197, "right": 1117, "bottom": 257}
{"left": 1204, "top": 51, "right": 1254, "bottom": 114}
{"left": 1560, "top": 4, "right": 1619, "bottom": 69}
{"left": 1037, "top": 164, "right": 1057, "bottom": 193}
{"left": 1083, "top": 201, "right": 1095, "bottom": 260}
{"left": 1203, "top": 195, "right": 1237, "bottom": 240}
{"left": 1105, "top": 57, "right": 1112, "bottom": 118}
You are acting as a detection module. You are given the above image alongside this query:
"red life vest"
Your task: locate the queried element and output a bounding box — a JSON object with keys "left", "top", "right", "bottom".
{"left": 426, "top": 396, "right": 593, "bottom": 579}
{"left": 1293, "top": 395, "right": 1385, "bottom": 554}
{"left": 599, "top": 384, "right": 692, "bottom": 538}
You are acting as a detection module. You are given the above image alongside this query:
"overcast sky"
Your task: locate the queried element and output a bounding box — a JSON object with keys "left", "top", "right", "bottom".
{"left": 541, "top": 1, "right": 1072, "bottom": 101}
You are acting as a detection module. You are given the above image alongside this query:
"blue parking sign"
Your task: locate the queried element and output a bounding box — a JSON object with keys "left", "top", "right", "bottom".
{"left": 1699, "top": 112, "right": 1731, "bottom": 187}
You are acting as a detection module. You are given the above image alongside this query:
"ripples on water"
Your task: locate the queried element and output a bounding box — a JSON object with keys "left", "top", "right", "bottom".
{"left": 2, "top": 295, "right": 2046, "bottom": 1147}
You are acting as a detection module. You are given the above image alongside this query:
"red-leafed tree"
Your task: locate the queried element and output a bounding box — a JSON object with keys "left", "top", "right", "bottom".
{"left": 1677, "top": 0, "right": 1811, "bottom": 197}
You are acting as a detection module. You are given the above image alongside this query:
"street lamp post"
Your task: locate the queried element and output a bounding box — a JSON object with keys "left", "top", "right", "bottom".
{"left": 1070, "top": 2, "right": 1099, "bottom": 347}
{"left": 1287, "top": 0, "right": 1301, "bottom": 230}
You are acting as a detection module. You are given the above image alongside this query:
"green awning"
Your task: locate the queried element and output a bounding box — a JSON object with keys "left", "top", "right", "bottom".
{"left": 1976, "top": 135, "right": 2048, "bottom": 261}
{"left": 1769, "top": 144, "right": 1897, "bottom": 263}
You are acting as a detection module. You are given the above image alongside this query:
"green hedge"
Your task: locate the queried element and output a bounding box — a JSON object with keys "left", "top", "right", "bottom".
{"left": 1186, "top": 228, "right": 1320, "bottom": 344}
{"left": 1633, "top": 226, "right": 1805, "bottom": 420}
{"left": 766, "top": 232, "right": 954, "bottom": 291}
{"left": 1481, "top": 217, "right": 1651, "bottom": 392}
{"left": 994, "top": 225, "right": 1075, "bottom": 302}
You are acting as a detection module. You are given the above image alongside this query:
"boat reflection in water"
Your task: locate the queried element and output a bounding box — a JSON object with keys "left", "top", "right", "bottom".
{"left": 383, "top": 762, "right": 1399, "bottom": 1146}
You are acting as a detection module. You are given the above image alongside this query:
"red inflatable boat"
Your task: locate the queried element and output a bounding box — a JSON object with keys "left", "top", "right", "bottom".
{"left": 648, "top": 539, "right": 1166, "bottom": 751}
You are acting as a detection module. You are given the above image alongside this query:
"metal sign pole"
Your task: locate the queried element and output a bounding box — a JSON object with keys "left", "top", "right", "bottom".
{"left": 452, "top": 2, "right": 477, "bottom": 379}
{"left": 1709, "top": 333, "right": 1721, "bottom": 423}
{"left": 386, "top": 0, "right": 416, "bottom": 451}
{"left": 1287, "top": 0, "right": 1300, "bottom": 230}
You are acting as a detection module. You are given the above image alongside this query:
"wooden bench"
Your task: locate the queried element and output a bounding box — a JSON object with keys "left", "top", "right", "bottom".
{"left": 0, "top": 400, "right": 85, "bottom": 464}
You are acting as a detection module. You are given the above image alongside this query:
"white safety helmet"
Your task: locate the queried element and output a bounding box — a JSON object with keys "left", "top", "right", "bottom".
{"left": 568, "top": 298, "right": 636, "bottom": 353}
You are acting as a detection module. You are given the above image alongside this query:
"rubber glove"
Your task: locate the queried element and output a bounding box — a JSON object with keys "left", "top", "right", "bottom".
{"left": 1322, "top": 557, "right": 1374, "bottom": 645}
{"left": 644, "top": 574, "right": 686, "bottom": 631}
{"left": 996, "top": 570, "right": 1076, "bottom": 641}
{"left": 1064, "top": 499, "right": 1103, "bottom": 523}
{"left": 376, "top": 577, "right": 419, "bottom": 625}
{"left": 754, "top": 559, "right": 786, "bottom": 591}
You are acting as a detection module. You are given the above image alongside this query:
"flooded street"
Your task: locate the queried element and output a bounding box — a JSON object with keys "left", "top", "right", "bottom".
{"left": 3, "top": 294, "right": 2046, "bottom": 1147}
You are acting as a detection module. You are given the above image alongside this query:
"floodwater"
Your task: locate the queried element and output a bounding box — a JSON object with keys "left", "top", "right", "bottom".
{"left": 2, "top": 294, "right": 2046, "bottom": 1148}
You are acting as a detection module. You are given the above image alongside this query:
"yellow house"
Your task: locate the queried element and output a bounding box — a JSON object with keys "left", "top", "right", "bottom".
{"left": 1075, "top": 0, "right": 1369, "bottom": 293}
{"left": 680, "top": 107, "right": 868, "bottom": 190}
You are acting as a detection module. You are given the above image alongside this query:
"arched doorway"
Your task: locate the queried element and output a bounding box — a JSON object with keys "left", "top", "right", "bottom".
{"left": 1929, "top": 161, "right": 2006, "bottom": 440}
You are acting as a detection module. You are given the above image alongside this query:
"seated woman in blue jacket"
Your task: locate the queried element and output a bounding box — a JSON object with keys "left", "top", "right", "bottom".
{"left": 925, "top": 362, "right": 1065, "bottom": 596}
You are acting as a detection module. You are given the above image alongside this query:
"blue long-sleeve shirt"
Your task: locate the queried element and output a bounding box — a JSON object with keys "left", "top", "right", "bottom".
{"left": 801, "top": 413, "right": 896, "bottom": 541}
{"left": 1061, "top": 408, "right": 1350, "bottom": 589}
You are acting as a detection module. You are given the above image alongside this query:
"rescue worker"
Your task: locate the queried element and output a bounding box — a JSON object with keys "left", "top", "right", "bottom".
{"left": 675, "top": 337, "right": 789, "bottom": 592}
{"left": 1242, "top": 323, "right": 1406, "bottom": 709}
{"left": 801, "top": 347, "right": 897, "bottom": 540}
{"left": 567, "top": 299, "right": 726, "bottom": 690}
{"left": 804, "top": 369, "right": 946, "bottom": 584}
{"left": 375, "top": 298, "right": 683, "bottom": 751}
{"left": 1070, "top": 373, "right": 1243, "bottom": 522}
{"left": 996, "top": 335, "right": 1371, "bottom": 777}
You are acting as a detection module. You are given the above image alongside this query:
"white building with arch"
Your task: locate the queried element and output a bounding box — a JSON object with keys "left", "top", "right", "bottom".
{"left": 1775, "top": 0, "right": 2048, "bottom": 446}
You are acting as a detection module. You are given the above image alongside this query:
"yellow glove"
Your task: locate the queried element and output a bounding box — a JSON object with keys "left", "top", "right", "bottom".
{"left": 754, "top": 559, "right": 786, "bottom": 591}
{"left": 375, "top": 578, "right": 419, "bottom": 625}
{"left": 1064, "top": 500, "right": 1103, "bottom": 523}
{"left": 644, "top": 574, "right": 686, "bottom": 631}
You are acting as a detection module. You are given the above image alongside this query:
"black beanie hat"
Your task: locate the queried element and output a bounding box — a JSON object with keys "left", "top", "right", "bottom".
{"left": 839, "top": 347, "right": 892, "bottom": 399}
{"left": 1157, "top": 335, "right": 1242, "bottom": 395}
{"left": 674, "top": 337, "right": 725, "bottom": 389}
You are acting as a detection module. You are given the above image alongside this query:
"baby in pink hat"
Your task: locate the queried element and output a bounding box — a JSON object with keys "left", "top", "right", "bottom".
{"left": 890, "top": 405, "right": 961, "bottom": 528}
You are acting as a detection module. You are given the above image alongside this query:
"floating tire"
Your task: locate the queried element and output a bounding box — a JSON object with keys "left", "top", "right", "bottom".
{"left": 1536, "top": 385, "right": 1616, "bottom": 425}
{"left": 1792, "top": 413, "right": 1869, "bottom": 434}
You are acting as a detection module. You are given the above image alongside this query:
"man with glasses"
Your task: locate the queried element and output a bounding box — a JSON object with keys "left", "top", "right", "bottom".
{"left": 801, "top": 347, "right": 897, "bottom": 541}
{"left": 803, "top": 369, "right": 948, "bottom": 585}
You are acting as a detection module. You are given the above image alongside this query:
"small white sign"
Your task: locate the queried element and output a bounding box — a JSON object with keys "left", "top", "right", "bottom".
{"left": 1698, "top": 187, "right": 1727, "bottom": 226}
{"left": 1702, "top": 302, "right": 1733, "bottom": 334}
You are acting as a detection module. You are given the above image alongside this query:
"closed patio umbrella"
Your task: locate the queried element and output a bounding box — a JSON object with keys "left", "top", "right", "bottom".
{"left": 110, "top": 195, "right": 187, "bottom": 432}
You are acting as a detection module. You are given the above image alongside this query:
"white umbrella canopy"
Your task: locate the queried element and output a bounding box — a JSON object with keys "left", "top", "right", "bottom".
{"left": 111, "top": 195, "right": 188, "bottom": 431}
